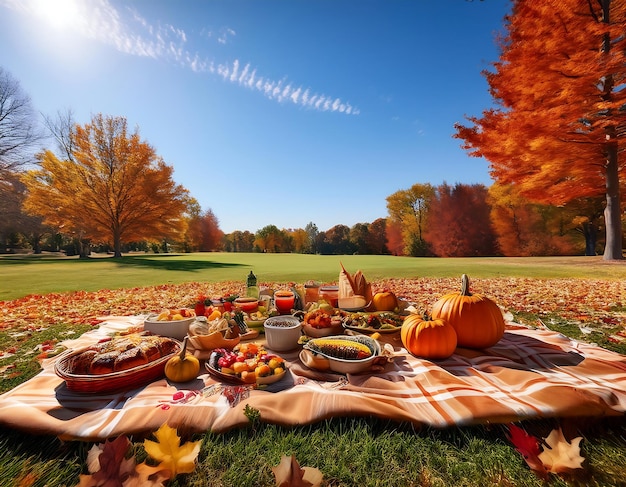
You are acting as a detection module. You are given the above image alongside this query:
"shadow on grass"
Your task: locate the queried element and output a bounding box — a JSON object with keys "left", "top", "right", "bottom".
{"left": 0, "top": 253, "right": 245, "bottom": 272}
{"left": 111, "top": 255, "right": 244, "bottom": 272}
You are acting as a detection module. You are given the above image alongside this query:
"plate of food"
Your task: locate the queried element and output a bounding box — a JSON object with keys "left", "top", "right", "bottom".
{"left": 55, "top": 332, "right": 181, "bottom": 393}
{"left": 341, "top": 311, "right": 405, "bottom": 334}
{"left": 206, "top": 342, "right": 288, "bottom": 385}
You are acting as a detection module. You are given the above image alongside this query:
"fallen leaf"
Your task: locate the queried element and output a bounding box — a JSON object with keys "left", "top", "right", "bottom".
{"left": 271, "top": 455, "right": 324, "bottom": 487}
{"left": 506, "top": 424, "right": 545, "bottom": 474}
{"left": 76, "top": 435, "right": 136, "bottom": 486}
{"left": 122, "top": 462, "right": 171, "bottom": 487}
{"left": 538, "top": 427, "right": 585, "bottom": 474}
{"left": 143, "top": 424, "right": 201, "bottom": 477}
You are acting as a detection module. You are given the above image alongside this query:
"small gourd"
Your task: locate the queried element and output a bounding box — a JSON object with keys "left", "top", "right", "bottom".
{"left": 165, "top": 337, "right": 200, "bottom": 382}
{"left": 430, "top": 274, "right": 505, "bottom": 349}
{"left": 372, "top": 291, "right": 397, "bottom": 311}
{"left": 401, "top": 313, "right": 457, "bottom": 360}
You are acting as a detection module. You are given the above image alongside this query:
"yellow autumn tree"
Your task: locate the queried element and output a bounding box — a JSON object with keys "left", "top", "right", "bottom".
{"left": 22, "top": 114, "right": 189, "bottom": 257}
{"left": 386, "top": 183, "right": 434, "bottom": 256}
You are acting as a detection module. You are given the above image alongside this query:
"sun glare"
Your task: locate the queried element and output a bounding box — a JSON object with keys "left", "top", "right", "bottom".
{"left": 33, "top": 0, "right": 81, "bottom": 30}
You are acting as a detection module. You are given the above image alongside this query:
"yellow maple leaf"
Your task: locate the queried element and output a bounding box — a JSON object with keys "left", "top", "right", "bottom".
{"left": 538, "top": 427, "right": 585, "bottom": 474}
{"left": 271, "top": 455, "right": 324, "bottom": 487}
{"left": 143, "top": 424, "right": 201, "bottom": 477}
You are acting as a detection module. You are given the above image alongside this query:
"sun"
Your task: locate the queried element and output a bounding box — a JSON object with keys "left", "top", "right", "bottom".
{"left": 32, "top": 0, "right": 82, "bottom": 30}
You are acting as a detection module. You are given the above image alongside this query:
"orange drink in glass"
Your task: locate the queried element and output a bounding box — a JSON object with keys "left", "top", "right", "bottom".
{"left": 274, "top": 290, "right": 295, "bottom": 315}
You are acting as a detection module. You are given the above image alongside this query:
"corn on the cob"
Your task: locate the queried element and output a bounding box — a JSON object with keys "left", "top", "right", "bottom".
{"left": 307, "top": 339, "right": 372, "bottom": 360}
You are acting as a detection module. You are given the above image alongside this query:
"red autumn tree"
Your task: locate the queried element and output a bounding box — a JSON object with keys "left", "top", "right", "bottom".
{"left": 384, "top": 220, "right": 404, "bottom": 256}
{"left": 424, "top": 183, "right": 498, "bottom": 257}
{"left": 455, "top": 0, "right": 626, "bottom": 260}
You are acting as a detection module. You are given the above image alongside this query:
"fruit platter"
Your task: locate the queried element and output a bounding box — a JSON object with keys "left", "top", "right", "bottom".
{"left": 207, "top": 342, "right": 288, "bottom": 385}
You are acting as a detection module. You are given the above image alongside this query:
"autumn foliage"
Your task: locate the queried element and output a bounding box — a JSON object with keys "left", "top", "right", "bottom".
{"left": 455, "top": 0, "right": 626, "bottom": 260}
{"left": 424, "top": 183, "right": 497, "bottom": 257}
{"left": 21, "top": 114, "right": 189, "bottom": 257}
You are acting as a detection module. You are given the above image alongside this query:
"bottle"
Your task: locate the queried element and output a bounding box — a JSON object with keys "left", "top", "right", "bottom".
{"left": 246, "top": 271, "right": 259, "bottom": 299}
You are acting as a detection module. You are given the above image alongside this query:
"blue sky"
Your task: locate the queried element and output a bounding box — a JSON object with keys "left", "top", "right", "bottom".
{"left": 0, "top": 0, "right": 511, "bottom": 234}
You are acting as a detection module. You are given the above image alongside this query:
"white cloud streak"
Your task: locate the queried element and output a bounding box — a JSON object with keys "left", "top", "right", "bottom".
{"left": 1, "top": 0, "right": 359, "bottom": 115}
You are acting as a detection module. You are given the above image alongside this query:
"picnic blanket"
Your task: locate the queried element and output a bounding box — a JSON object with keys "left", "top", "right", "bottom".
{"left": 0, "top": 316, "right": 625, "bottom": 441}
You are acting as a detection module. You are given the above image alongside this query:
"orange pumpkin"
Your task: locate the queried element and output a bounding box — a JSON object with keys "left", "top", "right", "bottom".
{"left": 430, "top": 274, "right": 505, "bottom": 349}
{"left": 372, "top": 291, "right": 397, "bottom": 311}
{"left": 401, "top": 313, "right": 457, "bottom": 360}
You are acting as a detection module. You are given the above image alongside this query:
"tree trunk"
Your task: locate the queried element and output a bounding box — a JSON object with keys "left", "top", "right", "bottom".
{"left": 113, "top": 232, "right": 122, "bottom": 258}
{"left": 78, "top": 239, "right": 90, "bottom": 259}
{"left": 600, "top": 1, "right": 623, "bottom": 260}
{"left": 582, "top": 221, "right": 597, "bottom": 256}
{"left": 603, "top": 142, "right": 623, "bottom": 260}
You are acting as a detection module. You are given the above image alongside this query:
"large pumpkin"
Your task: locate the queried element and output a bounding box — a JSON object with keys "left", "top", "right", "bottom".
{"left": 430, "top": 274, "right": 505, "bottom": 349}
{"left": 401, "top": 313, "right": 457, "bottom": 360}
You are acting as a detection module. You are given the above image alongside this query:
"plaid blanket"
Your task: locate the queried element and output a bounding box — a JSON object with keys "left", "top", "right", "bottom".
{"left": 0, "top": 317, "right": 624, "bottom": 441}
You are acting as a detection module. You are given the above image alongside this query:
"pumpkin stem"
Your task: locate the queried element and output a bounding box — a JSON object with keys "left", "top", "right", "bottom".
{"left": 460, "top": 274, "right": 472, "bottom": 296}
{"left": 179, "top": 336, "right": 189, "bottom": 359}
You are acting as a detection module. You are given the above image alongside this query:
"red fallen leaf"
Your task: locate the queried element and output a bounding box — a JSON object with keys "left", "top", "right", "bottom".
{"left": 506, "top": 424, "right": 546, "bottom": 475}
{"left": 78, "top": 435, "right": 135, "bottom": 486}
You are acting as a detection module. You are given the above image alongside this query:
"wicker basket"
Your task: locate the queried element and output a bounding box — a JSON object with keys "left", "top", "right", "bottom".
{"left": 54, "top": 341, "right": 181, "bottom": 394}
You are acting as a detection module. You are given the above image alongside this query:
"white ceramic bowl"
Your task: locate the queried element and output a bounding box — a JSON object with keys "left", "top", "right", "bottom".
{"left": 264, "top": 315, "right": 302, "bottom": 352}
{"left": 144, "top": 315, "right": 195, "bottom": 340}
{"left": 301, "top": 335, "right": 381, "bottom": 374}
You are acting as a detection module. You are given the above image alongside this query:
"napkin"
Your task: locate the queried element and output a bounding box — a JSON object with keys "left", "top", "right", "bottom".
{"left": 338, "top": 263, "right": 373, "bottom": 308}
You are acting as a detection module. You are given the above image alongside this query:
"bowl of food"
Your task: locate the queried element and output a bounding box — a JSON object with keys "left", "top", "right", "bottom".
{"left": 263, "top": 315, "right": 302, "bottom": 352}
{"left": 233, "top": 297, "right": 259, "bottom": 313}
{"left": 188, "top": 328, "right": 241, "bottom": 352}
{"left": 301, "top": 308, "right": 344, "bottom": 338}
{"left": 144, "top": 308, "right": 196, "bottom": 340}
{"left": 300, "top": 335, "right": 381, "bottom": 374}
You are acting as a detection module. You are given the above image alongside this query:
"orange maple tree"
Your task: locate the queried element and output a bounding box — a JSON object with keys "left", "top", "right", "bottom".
{"left": 22, "top": 114, "right": 189, "bottom": 257}
{"left": 488, "top": 182, "right": 580, "bottom": 256}
{"left": 455, "top": 0, "right": 626, "bottom": 260}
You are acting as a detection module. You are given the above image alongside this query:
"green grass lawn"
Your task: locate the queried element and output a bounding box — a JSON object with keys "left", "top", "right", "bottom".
{"left": 0, "top": 253, "right": 625, "bottom": 486}
{"left": 1, "top": 252, "right": 625, "bottom": 300}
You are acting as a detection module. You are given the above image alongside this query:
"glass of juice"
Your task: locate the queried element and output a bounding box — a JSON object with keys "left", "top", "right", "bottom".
{"left": 274, "top": 290, "right": 295, "bottom": 315}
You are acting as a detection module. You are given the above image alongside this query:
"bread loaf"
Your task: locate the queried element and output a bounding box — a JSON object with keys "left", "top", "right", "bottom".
{"left": 67, "top": 333, "right": 178, "bottom": 375}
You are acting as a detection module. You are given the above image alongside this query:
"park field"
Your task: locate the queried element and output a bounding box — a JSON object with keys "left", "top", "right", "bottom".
{"left": 0, "top": 253, "right": 625, "bottom": 486}
{"left": 1, "top": 252, "right": 625, "bottom": 301}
